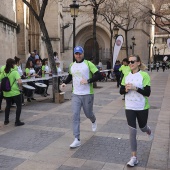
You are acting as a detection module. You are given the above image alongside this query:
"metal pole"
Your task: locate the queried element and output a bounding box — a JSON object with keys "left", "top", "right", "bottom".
{"left": 148, "top": 46, "right": 150, "bottom": 70}
{"left": 73, "top": 17, "right": 76, "bottom": 61}
{"left": 132, "top": 43, "right": 134, "bottom": 54}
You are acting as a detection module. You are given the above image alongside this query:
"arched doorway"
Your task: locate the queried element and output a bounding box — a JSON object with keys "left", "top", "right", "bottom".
{"left": 84, "top": 38, "right": 99, "bottom": 62}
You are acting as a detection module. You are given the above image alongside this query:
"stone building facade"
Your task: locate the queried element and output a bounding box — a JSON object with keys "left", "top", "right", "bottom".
{"left": 0, "top": 0, "right": 18, "bottom": 65}
{"left": 0, "top": 0, "right": 155, "bottom": 68}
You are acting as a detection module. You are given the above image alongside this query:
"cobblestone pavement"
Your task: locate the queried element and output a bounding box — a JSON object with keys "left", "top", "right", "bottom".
{"left": 0, "top": 70, "right": 169, "bottom": 170}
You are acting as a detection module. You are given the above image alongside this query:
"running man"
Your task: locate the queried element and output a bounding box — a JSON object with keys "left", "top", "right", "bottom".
{"left": 61, "top": 46, "right": 101, "bottom": 148}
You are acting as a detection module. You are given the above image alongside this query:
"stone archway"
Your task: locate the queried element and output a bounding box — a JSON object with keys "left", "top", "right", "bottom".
{"left": 84, "top": 38, "right": 99, "bottom": 61}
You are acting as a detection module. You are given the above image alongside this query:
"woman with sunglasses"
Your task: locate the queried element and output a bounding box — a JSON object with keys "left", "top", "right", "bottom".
{"left": 120, "top": 55, "right": 153, "bottom": 167}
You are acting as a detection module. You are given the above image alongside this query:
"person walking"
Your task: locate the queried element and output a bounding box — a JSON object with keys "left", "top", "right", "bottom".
{"left": 150, "top": 62, "right": 154, "bottom": 72}
{"left": 119, "top": 58, "right": 131, "bottom": 100}
{"left": 156, "top": 61, "right": 159, "bottom": 72}
{"left": 106, "top": 59, "right": 111, "bottom": 79}
{"left": 120, "top": 54, "right": 153, "bottom": 167}
{"left": 162, "top": 61, "right": 166, "bottom": 72}
{"left": 0, "top": 58, "right": 24, "bottom": 126}
{"left": 98, "top": 60, "right": 103, "bottom": 69}
{"left": 113, "top": 60, "right": 121, "bottom": 87}
{"left": 61, "top": 46, "right": 101, "bottom": 149}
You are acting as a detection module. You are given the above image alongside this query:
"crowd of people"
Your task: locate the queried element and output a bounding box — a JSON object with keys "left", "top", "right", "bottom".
{"left": 150, "top": 60, "right": 170, "bottom": 72}
{"left": 0, "top": 50, "right": 62, "bottom": 125}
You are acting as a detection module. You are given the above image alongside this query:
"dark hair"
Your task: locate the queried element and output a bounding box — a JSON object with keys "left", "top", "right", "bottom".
{"left": 53, "top": 52, "right": 58, "bottom": 56}
{"left": 122, "top": 58, "right": 128, "bottom": 63}
{"left": 14, "top": 56, "right": 20, "bottom": 64}
{"left": 25, "top": 60, "right": 32, "bottom": 69}
{"left": 4, "top": 58, "right": 16, "bottom": 73}
{"left": 35, "top": 59, "right": 40, "bottom": 64}
{"left": 42, "top": 58, "right": 48, "bottom": 66}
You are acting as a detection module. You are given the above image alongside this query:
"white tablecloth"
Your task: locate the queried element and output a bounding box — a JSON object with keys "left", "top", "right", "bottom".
{"left": 21, "top": 72, "right": 69, "bottom": 83}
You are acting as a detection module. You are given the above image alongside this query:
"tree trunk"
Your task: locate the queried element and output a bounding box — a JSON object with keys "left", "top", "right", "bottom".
{"left": 110, "top": 30, "right": 113, "bottom": 62}
{"left": 39, "top": 20, "right": 58, "bottom": 102}
{"left": 125, "top": 30, "right": 128, "bottom": 58}
{"left": 93, "top": 7, "right": 98, "bottom": 64}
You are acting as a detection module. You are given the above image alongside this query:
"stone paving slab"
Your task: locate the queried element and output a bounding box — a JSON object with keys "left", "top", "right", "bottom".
{"left": 0, "top": 155, "right": 25, "bottom": 170}
{"left": 99, "top": 119, "right": 157, "bottom": 136}
{"left": 0, "top": 128, "right": 64, "bottom": 152}
{"left": 72, "top": 136, "right": 152, "bottom": 167}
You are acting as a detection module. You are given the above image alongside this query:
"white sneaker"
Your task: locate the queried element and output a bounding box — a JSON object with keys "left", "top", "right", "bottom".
{"left": 127, "top": 156, "right": 138, "bottom": 167}
{"left": 92, "top": 121, "right": 97, "bottom": 132}
{"left": 70, "top": 138, "right": 81, "bottom": 148}
{"left": 147, "top": 126, "right": 154, "bottom": 140}
{"left": 11, "top": 103, "right": 16, "bottom": 107}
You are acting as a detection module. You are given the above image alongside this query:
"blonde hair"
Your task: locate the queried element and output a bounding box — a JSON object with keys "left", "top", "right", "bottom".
{"left": 129, "top": 54, "right": 147, "bottom": 71}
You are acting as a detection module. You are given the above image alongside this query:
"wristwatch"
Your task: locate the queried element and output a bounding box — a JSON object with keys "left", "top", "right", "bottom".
{"left": 87, "top": 79, "right": 91, "bottom": 84}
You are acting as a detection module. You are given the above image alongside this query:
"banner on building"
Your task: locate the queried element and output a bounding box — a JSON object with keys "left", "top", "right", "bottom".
{"left": 167, "top": 38, "right": 170, "bottom": 49}
{"left": 112, "top": 35, "right": 124, "bottom": 68}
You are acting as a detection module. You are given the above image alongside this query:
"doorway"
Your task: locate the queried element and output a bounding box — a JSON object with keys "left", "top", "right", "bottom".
{"left": 84, "top": 38, "right": 99, "bottom": 62}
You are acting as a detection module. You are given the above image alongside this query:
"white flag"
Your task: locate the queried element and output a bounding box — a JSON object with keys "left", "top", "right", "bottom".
{"left": 163, "top": 56, "right": 168, "bottom": 61}
{"left": 167, "top": 38, "right": 170, "bottom": 49}
{"left": 112, "top": 35, "right": 124, "bottom": 68}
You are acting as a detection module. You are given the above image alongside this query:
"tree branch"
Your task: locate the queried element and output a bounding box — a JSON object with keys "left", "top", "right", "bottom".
{"left": 22, "top": 0, "right": 39, "bottom": 21}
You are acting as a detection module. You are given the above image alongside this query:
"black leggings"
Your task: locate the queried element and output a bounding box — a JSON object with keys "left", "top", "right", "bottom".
{"left": 0, "top": 90, "right": 3, "bottom": 110}
{"left": 125, "top": 109, "right": 149, "bottom": 129}
{"left": 5, "top": 94, "right": 22, "bottom": 123}
{"left": 43, "top": 80, "right": 49, "bottom": 93}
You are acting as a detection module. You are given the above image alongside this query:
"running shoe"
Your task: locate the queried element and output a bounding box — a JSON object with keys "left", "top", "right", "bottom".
{"left": 70, "top": 138, "right": 81, "bottom": 148}
{"left": 92, "top": 121, "right": 97, "bottom": 132}
{"left": 147, "top": 126, "right": 154, "bottom": 140}
{"left": 127, "top": 156, "right": 138, "bottom": 167}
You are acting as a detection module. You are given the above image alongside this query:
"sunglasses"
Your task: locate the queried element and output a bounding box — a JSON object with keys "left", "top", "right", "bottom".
{"left": 128, "top": 60, "right": 137, "bottom": 64}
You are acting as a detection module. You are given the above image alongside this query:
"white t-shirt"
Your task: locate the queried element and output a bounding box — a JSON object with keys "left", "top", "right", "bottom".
{"left": 57, "top": 67, "right": 62, "bottom": 73}
{"left": 69, "top": 60, "right": 98, "bottom": 95}
{"left": 35, "top": 55, "right": 39, "bottom": 60}
{"left": 156, "top": 63, "right": 159, "bottom": 67}
{"left": 17, "top": 66, "right": 23, "bottom": 76}
{"left": 54, "top": 56, "right": 59, "bottom": 62}
{"left": 30, "top": 68, "right": 35, "bottom": 75}
{"left": 122, "top": 71, "right": 150, "bottom": 110}
{"left": 98, "top": 62, "right": 103, "bottom": 68}
{"left": 45, "top": 65, "right": 49, "bottom": 73}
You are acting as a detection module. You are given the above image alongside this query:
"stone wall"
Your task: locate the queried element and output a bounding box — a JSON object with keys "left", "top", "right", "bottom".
{"left": 0, "top": 0, "right": 17, "bottom": 65}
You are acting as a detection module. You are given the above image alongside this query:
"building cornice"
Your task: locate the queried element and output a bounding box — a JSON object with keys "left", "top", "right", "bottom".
{"left": 0, "top": 14, "right": 18, "bottom": 28}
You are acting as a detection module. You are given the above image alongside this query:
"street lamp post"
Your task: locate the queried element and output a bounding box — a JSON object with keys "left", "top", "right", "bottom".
{"left": 131, "top": 36, "right": 136, "bottom": 54}
{"left": 70, "top": 0, "right": 79, "bottom": 61}
{"left": 113, "top": 26, "right": 119, "bottom": 38}
{"left": 148, "top": 40, "right": 152, "bottom": 71}
{"left": 154, "top": 46, "right": 157, "bottom": 62}
{"left": 157, "top": 48, "right": 160, "bottom": 61}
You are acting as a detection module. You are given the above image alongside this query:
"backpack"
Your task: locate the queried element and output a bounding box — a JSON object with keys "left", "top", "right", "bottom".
{"left": 1, "top": 72, "right": 15, "bottom": 92}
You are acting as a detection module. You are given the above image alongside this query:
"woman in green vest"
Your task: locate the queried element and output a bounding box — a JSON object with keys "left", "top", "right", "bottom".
{"left": 0, "top": 58, "right": 24, "bottom": 126}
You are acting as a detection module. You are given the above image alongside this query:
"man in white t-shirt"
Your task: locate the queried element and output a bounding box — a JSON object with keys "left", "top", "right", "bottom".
{"left": 156, "top": 61, "right": 159, "bottom": 72}
{"left": 53, "top": 52, "right": 59, "bottom": 63}
{"left": 61, "top": 46, "right": 101, "bottom": 148}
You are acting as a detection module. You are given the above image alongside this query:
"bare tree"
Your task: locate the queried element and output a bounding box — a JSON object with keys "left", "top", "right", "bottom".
{"left": 98, "top": 0, "right": 118, "bottom": 59}
{"left": 22, "top": 0, "right": 58, "bottom": 102}
{"left": 80, "top": 0, "right": 105, "bottom": 64}
{"left": 99, "top": 0, "right": 146, "bottom": 57}
{"left": 138, "top": 0, "right": 170, "bottom": 34}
